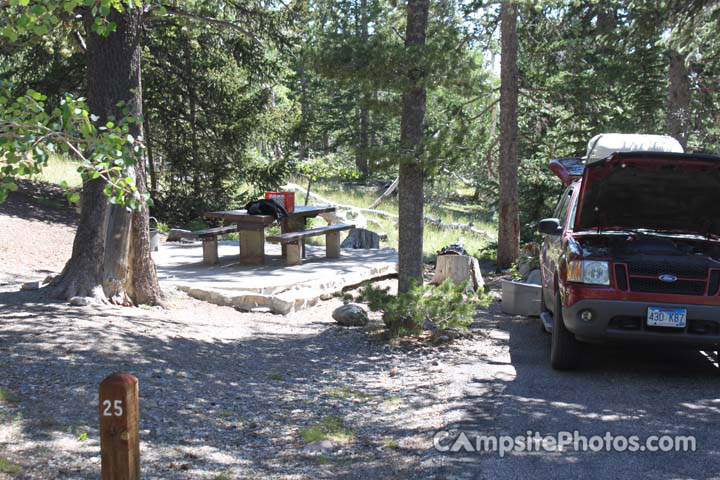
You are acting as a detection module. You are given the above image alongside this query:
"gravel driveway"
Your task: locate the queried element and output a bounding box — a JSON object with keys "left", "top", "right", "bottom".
{"left": 435, "top": 312, "right": 720, "bottom": 479}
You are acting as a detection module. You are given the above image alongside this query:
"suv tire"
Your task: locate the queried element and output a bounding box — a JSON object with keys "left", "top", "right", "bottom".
{"left": 540, "top": 283, "right": 551, "bottom": 334}
{"left": 550, "top": 292, "right": 580, "bottom": 370}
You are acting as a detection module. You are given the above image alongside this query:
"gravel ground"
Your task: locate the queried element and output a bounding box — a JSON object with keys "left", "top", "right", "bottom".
{"left": 0, "top": 182, "right": 77, "bottom": 283}
{"left": 435, "top": 311, "right": 720, "bottom": 479}
{"left": 0, "top": 185, "right": 498, "bottom": 479}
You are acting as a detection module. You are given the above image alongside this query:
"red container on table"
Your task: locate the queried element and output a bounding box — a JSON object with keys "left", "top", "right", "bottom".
{"left": 265, "top": 191, "right": 295, "bottom": 213}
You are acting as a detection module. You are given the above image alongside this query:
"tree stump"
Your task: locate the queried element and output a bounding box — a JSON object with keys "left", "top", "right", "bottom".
{"left": 432, "top": 254, "right": 485, "bottom": 291}
{"left": 340, "top": 228, "right": 380, "bottom": 249}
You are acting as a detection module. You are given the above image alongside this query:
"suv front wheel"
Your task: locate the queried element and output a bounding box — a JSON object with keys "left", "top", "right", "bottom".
{"left": 550, "top": 292, "right": 580, "bottom": 370}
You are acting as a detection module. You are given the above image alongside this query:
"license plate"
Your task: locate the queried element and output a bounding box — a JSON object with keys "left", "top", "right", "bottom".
{"left": 647, "top": 307, "right": 687, "bottom": 328}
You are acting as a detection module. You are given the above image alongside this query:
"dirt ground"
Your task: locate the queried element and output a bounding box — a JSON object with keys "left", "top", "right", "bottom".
{"left": 0, "top": 183, "right": 507, "bottom": 479}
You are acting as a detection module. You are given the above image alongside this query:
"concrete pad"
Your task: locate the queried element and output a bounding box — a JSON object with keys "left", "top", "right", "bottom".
{"left": 153, "top": 240, "right": 397, "bottom": 315}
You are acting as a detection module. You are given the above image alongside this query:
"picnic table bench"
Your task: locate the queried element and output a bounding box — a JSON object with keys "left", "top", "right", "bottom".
{"left": 267, "top": 223, "right": 355, "bottom": 265}
{"left": 176, "top": 225, "right": 237, "bottom": 264}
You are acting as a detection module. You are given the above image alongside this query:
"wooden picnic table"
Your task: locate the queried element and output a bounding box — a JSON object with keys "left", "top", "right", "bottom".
{"left": 205, "top": 205, "right": 337, "bottom": 264}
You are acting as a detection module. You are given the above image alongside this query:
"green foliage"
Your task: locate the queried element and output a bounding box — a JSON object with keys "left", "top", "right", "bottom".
{"left": 360, "top": 279, "right": 489, "bottom": 337}
{"left": 0, "top": 82, "right": 146, "bottom": 206}
{"left": 141, "top": 11, "right": 292, "bottom": 225}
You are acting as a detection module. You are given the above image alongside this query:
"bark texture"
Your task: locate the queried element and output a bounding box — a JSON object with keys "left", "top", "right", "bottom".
{"left": 53, "top": 9, "right": 162, "bottom": 305}
{"left": 497, "top": 1, "right": 520, "bottom": 270}
{"left": 397, "top": 0, "right": 429, "bottom": 293}
{"left": 356, "top": 0, "right": 370, "bottom": 178}
{"left": 668, "top": 50, "right": 691, "bottom": 149}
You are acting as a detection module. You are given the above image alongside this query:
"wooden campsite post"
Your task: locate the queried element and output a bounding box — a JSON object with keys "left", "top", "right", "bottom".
{"left": 99, "top": 373, "right": 140, "bottom": 480}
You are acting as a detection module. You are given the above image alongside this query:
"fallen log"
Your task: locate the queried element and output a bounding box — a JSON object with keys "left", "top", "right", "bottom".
{"left": 368, "top": 176, "right": 399, "bottom": 209}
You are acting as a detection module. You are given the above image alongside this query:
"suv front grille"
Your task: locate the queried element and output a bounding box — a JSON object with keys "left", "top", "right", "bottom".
{"left": 629, "top": 277, "right": 707, "bottom": 295}
{"left": 627, "top": 262, "right": 707, "bottom": 279}
{"left": 617, "top": 261, "right": 714, "bottom": 296}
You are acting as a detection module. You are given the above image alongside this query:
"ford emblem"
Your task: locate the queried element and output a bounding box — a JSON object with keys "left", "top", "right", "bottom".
{"left": 659, "top": 274, "right": 678, "bottom": 283}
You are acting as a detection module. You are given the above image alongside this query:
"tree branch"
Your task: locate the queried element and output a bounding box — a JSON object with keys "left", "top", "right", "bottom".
{"left": 151, "top": 4, "right": 259, "bottom": 44}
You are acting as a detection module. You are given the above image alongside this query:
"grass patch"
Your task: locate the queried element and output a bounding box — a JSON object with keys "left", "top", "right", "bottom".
{"left": 0, "top": 457, "right": 21, "bottom": 474}
{"left": 213, "top": 471, "right": 234, "bottom": 480}
{"left": 382, "top": 396, "right": 403, "bottom": 408}
{"left": 32, "top": 155, "right": 83, "bottom": 189}
{"left": 306, "top": 180, "right": 497, "bottom": 260}
{"left": 300, "top": 416, "right": 354, "bottom": 444}
{"left": 0, "top": 387, "right": 17, "bottom": 404}
{"left": 383, "top": 438, "right": 400, "bottom": 449}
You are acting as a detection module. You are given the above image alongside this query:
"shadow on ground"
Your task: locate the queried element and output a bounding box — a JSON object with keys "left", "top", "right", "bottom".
{"left": 0, "top": 289, "right": 440, "bottom": 479}
{"left": 438, "top": 310, "right": 720, "bottom": 479}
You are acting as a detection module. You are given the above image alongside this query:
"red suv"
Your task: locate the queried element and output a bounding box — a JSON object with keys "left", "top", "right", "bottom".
{"left": 539, "top": 144, "right": 720, "bottom": 370}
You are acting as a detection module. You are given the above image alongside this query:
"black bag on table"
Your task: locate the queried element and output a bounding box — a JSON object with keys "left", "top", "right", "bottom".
{"left": 244, "top": 199, "right": 289, "bottom": 220}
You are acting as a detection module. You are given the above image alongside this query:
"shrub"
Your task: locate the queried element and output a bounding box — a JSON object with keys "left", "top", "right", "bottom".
{"left": 360, "top": 279, "right": 490, "bottom": 337}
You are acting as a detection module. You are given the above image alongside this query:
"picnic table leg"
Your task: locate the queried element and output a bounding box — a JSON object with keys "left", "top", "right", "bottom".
{"left": 284, "top": 217, "right": 307, "bottom": 259}
{"left": 326, "top": 231, "right": 341, "bottom": 259}
{"left": 201, "top": 237, "right": 219, "bottom": 265}
{"left": 286, "top": 241, "right": 303, "bottom": 266}
{"left": 238, "top": 225, "right": 265, "bottom": 264}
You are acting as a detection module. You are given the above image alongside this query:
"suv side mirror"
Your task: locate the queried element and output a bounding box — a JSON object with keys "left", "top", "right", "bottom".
{"left": 538, "top": 218, "right": 563, "bottom": 236}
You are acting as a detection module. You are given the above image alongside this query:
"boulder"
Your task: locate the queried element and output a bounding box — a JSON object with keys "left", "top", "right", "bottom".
{"left": 341, "top": 228, "right": 380, "bottom": 249}
{"left": 302, "top": 440, "right": 335, "bottom": 456}
{"left": 526, "top": 269, "right": 542, "bottom": 285}
{"left": 69, "top": 296, "right": 92, "bottom": 306}
{"left": 21, "top": 281, "right": 41, "bottom": 291}
{"left": 332, "top": 304, "right": 369, "bottom": 326}
{"left": 167, "top": 228, "right": 192, "bottom": 242}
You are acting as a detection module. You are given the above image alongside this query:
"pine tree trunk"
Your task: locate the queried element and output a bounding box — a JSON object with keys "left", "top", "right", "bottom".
{"left": 668, "top": 50, "right": 691, "bottom": 149}
{"left": 356, "top": 0, "right": 370, "bottom": 178}
{"left": 52, "top": 9, "right": 162, "bottom": 306}
{"left": 398, "top": 0, "right": 429, "bottom": 293}
{"left": 144, "top": 116, "right": 158, "bottom": 197}
{"left": 497, "top": 1, "right": 520, "bottom": 270}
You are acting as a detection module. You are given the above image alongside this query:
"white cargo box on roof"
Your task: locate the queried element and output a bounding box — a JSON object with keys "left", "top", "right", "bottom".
{"left": 585, "top": 133, "right": 684, "bottom": 162}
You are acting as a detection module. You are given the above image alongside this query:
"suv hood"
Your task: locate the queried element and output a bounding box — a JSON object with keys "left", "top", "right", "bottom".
{"left": 573, "top": 151, "right": 720, "bottom": 237}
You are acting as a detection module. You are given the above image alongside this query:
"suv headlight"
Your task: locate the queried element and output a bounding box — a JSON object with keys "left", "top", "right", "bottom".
{"left": 567, "top": 260, "right": 610, "bottom": 285}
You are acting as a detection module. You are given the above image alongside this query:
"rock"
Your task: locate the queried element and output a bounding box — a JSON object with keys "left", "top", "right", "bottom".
{"left": 432, "top": 335, "right": 451, "bottom": 345}
{"left": 21, "top": 281, "right": 42, "bottom": 291}
{"left": 517, "top": 262, "right": 532, "bottom": 279}
{"left": 423, "top": 320, "right": 438, "bottom": 332}
{"left": 389, "top": 368, "right": 398, "bottom": 377}
{"left": 167, "top": 228, "right": 192, "bottom": 242}
{"left": 526, "top": 269, "right": 542, "bottom": 285}
{"left": 69, "top": 296, "right": 92, "bottom": 306}
{"left": 332, "top": 304, "right": 369, "bottom": 326}
{"left": 341, "top": 228, "right": 381, "bottom": 249}
{"left": 302, "top": 440, "right": 335, "bottom": 456}
{"left": 271, "top": 292, "right": 296, "bottom": 315}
